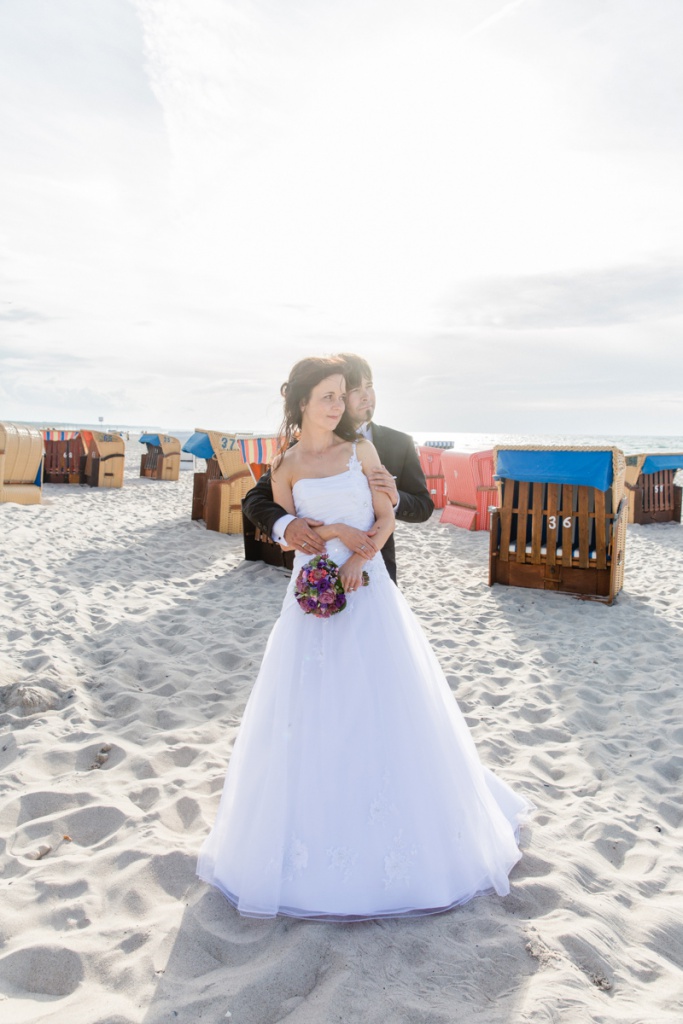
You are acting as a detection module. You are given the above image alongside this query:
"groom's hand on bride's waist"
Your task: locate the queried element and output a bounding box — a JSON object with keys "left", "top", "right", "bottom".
{"left": 284, "top": 517, "right": 326, "bottom": 555}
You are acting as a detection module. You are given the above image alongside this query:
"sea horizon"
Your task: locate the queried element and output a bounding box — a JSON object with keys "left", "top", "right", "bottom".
{"left": 11, "top": 419, "right": 683, "bottom": 458}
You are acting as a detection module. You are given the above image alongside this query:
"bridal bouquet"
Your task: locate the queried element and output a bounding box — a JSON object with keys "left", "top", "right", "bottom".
{"left": 294, "top": 555, "right": 369, "bottom": 618}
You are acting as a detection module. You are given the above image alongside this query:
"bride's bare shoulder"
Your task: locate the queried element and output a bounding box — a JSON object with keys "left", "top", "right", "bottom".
{"left": 271, "top": 445, "right": 297, "bottom": 482}
{"left": 355, "top": 437, "right": 380, "bottom": 467}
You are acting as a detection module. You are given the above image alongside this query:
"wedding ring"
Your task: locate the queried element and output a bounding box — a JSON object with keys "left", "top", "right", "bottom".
{"left": 360, "top": 545, "right": 366, "bottom": 551}
{"left": 303, "top": 542, "right": 308, "bottom": 548}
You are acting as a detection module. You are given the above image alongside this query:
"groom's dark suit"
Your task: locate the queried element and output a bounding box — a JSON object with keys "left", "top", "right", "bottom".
{"left": 242, "top": 423, "right": 434, "bottom": 583}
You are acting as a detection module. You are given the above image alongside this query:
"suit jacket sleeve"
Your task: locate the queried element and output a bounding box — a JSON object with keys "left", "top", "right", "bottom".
{"left": 374, "top": 426, "right": 435, "bottom": 523}
{"left": 242, "top": 468, "right": 290, "bottom": 536}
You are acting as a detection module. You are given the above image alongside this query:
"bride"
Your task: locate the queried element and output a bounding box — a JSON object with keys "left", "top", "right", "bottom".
{"left": 197, "top": 356, "right": 532, "bottom": 920}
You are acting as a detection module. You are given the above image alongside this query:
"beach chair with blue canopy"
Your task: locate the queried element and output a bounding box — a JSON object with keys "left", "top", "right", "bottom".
{"left": 624, "top": 453, "right": 683, "bottom": 524}
{"left": 182, "top": 428, "right": 255, "bottom": 534}
{"left": 139, "top": 434, "right": 181, "bottom": 481}
{"left": 488, "top": 446, "right": 627, "bottom": 604}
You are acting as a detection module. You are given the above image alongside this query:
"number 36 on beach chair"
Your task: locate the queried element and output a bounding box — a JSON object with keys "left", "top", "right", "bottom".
{"left": 488, "top": 446, "right": 628, "bottom": 605}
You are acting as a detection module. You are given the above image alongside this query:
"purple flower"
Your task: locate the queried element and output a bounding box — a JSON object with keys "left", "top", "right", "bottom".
{"left": 294, "top": 554, "right": 367, "bottom": 618}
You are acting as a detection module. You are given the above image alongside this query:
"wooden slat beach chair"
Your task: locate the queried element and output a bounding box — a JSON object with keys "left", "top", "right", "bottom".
{"left": 42, "top": 430, "right": 86, "bottom": 484}
{"left": 440, "top": 450, "right": 497, "bottom": 531}
{"left": 139, "top": 434, "right": 181, "bottom": 481}
{"left": 488, "top": 446, "right": 627, "bottom": 604}
{"left": 624, "top": 454, "right": 683, "bottom": 524}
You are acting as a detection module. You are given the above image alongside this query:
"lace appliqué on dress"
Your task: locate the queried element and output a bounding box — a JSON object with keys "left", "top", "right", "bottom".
{"left": 283, "top": 837, "right": 309, "bottom": 882}
{"left": 383, "top": 831, "right": 418, "bottom": 890}
{"left": 368, "top": 772, "right": 396, "bottom": 827}
{"left": 327, "top": 845, "right": 358, "bottom": 883}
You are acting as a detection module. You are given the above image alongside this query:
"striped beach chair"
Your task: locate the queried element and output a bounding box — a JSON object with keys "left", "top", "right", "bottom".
{"left": 488, "top": 446, "right": 627, "bottom": 604}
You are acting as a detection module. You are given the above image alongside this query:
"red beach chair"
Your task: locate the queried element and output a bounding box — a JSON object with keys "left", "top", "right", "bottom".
{"left": 440, "top": 450, "right": 496, "bottom": 531}
{"left": 417, "top": 446, "right": 447, "bottom": 509}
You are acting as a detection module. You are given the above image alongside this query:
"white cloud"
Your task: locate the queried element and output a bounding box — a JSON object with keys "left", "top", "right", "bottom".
{"left": 1, "top": 0, "right": 682, "bottom": 434}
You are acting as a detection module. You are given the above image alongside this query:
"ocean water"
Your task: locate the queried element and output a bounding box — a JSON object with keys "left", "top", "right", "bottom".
{"left": 14, "top": 420, "right": 683, "bottom": 458}
{"left": 412, "top": 432, "right": 683, "bottom": 457}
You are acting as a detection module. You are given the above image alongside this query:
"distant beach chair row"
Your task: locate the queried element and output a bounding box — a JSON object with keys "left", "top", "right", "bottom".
{"left": 0, "top": 424, "right": 185, "bottom": 502}
{"left": 4, "top": 421, "right": 681, "bottom": 607}
{"left": 180, "top": 431, "right": 681, "bottom": 606}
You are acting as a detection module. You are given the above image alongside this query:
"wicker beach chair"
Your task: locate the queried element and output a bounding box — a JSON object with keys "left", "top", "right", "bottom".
{"left": 0, "top": 423, "right": 44, "bottom": 505}
{"left": 139, "top": 434, "right": 181, "bottom": 481}
{"left": 488, "top": 446, "right": 627, "bottom": 604}
{"left": 183, "top": 429, "right": 254, "bottom": 535}
{"left": 440, "top": 450, "right": 496, "bottom": 531}
{"left": 624, "top": 454, "right": 683, "bottom": 524}
{"left": 81, "top": 431, "right": 125, "bottom": 488}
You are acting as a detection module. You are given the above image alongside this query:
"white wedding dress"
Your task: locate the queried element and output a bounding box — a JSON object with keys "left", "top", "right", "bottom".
{"left": 197, "top": 446, "right": 532, "bottom": 920}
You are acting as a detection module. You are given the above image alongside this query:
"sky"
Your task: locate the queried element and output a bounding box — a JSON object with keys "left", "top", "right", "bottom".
{"left": 1, "top": 0, "right": 682, "bottom": 435}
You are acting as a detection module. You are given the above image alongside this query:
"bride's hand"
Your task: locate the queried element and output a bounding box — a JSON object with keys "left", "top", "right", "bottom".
{"left": 335, "top": 524, "right": 379, "bottom": 558}
{"left": 339, "top": 555, "right": 366, "bottom": 594}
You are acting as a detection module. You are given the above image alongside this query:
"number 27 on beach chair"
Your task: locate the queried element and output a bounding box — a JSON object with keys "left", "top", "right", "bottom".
{"left": 488, "top": 446, "right": 628, "bottom": 605}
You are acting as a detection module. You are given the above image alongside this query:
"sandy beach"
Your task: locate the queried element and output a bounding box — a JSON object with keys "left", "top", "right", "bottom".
{"left": 1, "top": 438, "right": 682, "bottom": 1024}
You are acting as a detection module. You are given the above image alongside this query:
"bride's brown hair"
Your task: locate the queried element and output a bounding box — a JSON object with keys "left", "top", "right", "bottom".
{"left": 276, "top": 356, "right": 357, "bottom": 456}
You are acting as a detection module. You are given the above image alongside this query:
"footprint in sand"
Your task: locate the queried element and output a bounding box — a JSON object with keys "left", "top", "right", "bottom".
{"left": 0, "top": 945, "right": 84, "bottom": 997}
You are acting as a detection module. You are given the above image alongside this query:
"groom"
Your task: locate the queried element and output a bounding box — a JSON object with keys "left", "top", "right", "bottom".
{"left": 242, "top": 353, "right": 434, "bottom": 583}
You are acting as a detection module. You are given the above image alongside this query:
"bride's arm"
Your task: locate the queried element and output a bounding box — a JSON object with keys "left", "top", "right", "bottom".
{"left": 311, "top": 521, "right": 380, "bottom": 556}
{"left": 359, "top": 439, "right": 395, "bottom": 547}
{"left": 270, "top": 455, "right": 298, "bottom": 551}
{"left": 339, "top": 441, "right": 395, "bottom": 589}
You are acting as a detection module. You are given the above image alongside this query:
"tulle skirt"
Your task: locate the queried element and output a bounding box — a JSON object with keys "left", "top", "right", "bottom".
{"left": 197, "top": 555, "right": 532, "bottom": 920}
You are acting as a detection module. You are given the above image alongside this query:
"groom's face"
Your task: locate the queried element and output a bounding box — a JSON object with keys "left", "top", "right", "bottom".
{"left": 345, "top": 376, "right": 376, "bottom": 429}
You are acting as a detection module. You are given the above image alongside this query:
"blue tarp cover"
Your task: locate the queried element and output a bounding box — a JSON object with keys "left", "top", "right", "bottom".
{"left": 640, "top": 454, "right": 683, "bottom": 474}
{"left": 139, "top": 433, "right": 161, "bottom": 446}
{"left": 182, "top": 432, "right": 213, "bottom": 459}
{"left": 496, "top": 449, "right": 614, "bottom": 491}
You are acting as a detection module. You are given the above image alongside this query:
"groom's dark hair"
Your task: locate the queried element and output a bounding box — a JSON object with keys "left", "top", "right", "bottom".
{"left": 337, "top": 353, "right": 372, "bottom": 390}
